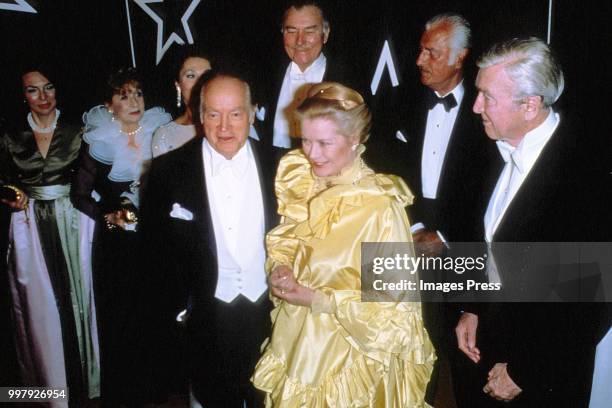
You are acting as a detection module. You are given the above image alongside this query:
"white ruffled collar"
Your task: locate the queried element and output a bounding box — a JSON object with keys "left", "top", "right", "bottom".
{"left": 82, "top": 105, "right": 171, "bottom": 182}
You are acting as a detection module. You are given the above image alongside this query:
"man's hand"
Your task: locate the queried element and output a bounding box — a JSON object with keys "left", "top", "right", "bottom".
{"left": 412, "top": 229, "right": 445, "bottom": 257}
{"left": 269, "top": 265, "right": 313, "bottom": 307}
{"left": 455, "top": 312, "right": 481, "bottom": 363}
{"left": 483, "top": 363, "right": 522, "bottom": 401}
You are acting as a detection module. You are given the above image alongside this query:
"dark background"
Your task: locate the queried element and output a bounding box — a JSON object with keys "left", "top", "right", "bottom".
{"left": 1, "top": 0, "right": 610, "bottom": 386}
{"left": 1, "top": 0, "right": 610, "bottom": 138}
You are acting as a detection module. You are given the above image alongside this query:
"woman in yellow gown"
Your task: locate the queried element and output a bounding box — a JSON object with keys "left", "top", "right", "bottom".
{"left": 252, "top": 82, "right": 435, "bottom": 407}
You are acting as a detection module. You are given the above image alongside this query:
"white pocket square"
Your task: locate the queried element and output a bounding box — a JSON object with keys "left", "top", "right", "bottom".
{"left": 395, "top": 130, "right": 408, "bottom": 143}
{"left": 170, "top": 203, "right": 194, "bottom": 221}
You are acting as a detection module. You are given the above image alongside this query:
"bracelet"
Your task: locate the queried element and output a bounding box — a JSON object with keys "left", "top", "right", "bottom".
{"left": 124, "top": 209, "right": 138, "bottom": 223}
{"left": 4, "top": 185, "right": 24, "bottom": 201}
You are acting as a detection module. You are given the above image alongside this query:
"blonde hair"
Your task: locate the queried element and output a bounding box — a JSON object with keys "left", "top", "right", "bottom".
{"left": 295, "top": 82, "right": 371, "bottom": 143}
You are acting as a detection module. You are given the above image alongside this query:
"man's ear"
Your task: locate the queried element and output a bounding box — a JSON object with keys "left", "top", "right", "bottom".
{"left": 454, "top": 48, "right": 468, "bottom": 69}
{"left": 250, "top": 104, "right": 257, "bottom": 125}
{"left": 523, "top": 95, "right": 542, "bottom": 121}
{"left": 323, "top": 27, "right": 330, "bottom": 44}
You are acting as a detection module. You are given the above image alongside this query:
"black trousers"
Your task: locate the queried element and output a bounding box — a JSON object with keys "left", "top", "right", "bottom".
{"left": 190, "top": 294, "right": 271, "bottom": 408}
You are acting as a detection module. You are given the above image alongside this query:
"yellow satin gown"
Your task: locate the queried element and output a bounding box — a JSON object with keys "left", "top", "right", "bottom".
{"left": 252, "top": 148, "right": 435, "bottom": 407}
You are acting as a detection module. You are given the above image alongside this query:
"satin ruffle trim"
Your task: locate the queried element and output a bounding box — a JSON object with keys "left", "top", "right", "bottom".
{"left": 252, "top": 350, "right": 432, "bottom": 408}
{"left": 274, "top": 148, "right": 414, "bottom": 240}
{"left": 81, "top": 105, "right": 171, "bottom": 182}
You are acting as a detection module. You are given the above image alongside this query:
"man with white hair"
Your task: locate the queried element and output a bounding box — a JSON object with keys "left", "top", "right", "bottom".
{"left": 139, "top": 69, "right": 277, "bottom": 407}
{"left": 381, "top": 13, "right": 498, "bottom": 405}
{"left": 455, "top": 37, "right": 601, "bottom": 406}
{"left": 407, "top": 13, "right": 495, "bottom": 249}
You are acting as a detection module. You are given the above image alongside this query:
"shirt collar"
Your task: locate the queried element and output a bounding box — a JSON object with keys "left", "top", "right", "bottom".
{"left": 289, "top": 53, "right": 326, "bottom": 81}
{"left": 202, "top": 138, "right": 251, "bottom": 178}
{"left": 496, "top": 110, "right": 559, "bottom": 173}
{"left": 434, "top": 80, "right": 465, "bottom": 106}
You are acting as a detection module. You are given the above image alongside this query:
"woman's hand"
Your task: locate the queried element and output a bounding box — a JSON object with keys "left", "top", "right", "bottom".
{"left": 1, "top": 187, "right": 28, "bottom": 211}
{"left": 269, "top": 265, "right": 314, "bottom": 307}
{"left": 104, "top": 208, "right": 138, "bottom": 230}
{"left": 104, "top": 211, "right": 125, "bottom": 229}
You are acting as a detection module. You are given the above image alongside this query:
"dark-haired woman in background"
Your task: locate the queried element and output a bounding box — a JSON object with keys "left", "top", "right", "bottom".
{"left": 1, "top": 68, "right": 100, "bottom": 406}
{"left": 71, "top": 68, "right": 170, "bottom": 404}
{"left": 152, "top": 52, "right": 212, "bottom": 157}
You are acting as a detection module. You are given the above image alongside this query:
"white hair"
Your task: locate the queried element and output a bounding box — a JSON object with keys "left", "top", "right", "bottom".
{"left": 425, "top": 13, "right": 471, "bottom": 65}
{"left": 477, "top": 37, "right": 564, "bottom": 107}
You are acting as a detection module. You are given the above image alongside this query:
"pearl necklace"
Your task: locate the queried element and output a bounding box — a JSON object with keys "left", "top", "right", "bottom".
{"left": 121, "top": 126, "right": 143, "bottom": 137}
{"left": 28, "top": 109, "right": 60, "bottom": 133}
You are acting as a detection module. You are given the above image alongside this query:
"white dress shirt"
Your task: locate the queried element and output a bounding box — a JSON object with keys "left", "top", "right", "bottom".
{"left": 202, "top": 139, "right": 267, "bottom": 303}
{"left": 484, "top": 110, "right": 560, "bottom": 242}
{"left": 421, "top": 81, "right": 464, "bottom": 199}
{"left": 272, "top": 53, "right": 327, "bottom": 148}
{"left": 590, "top": 327, "right": 612, "bottom": 407}
{"left": 411, "top": 82, "right": 464, "bottom": 235}
{"left": 483, "top": 110, "right": 559, "bottom": 284}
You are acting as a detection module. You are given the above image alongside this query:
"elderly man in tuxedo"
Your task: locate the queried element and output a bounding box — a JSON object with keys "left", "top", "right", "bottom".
{"left": 402, "top": 13, "right": 496, "bottom": 255}
{"left": 374, "top": 13, "right": 498, "bottom": 404}
{"left": 263, "top": 0, "right": 359, "bottom": 151}
{"left": 455, "top": 37, "right": 601, "bottom": 407}
{"left": 139, "top": 69, "right": 276, "bottom": 407}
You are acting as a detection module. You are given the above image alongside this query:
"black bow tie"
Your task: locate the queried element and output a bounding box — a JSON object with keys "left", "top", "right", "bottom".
{"left": 425, "top": 91, "right": 457, "bottom": 112}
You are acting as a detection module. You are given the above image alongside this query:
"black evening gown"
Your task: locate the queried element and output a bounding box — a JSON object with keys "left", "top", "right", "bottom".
{"left": 71, "top": 147, "right": 145, "bottom": 405}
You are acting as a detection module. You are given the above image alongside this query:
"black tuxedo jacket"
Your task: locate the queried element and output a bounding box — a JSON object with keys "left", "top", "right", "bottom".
{"left": 137, "top": 137, "right": 277, "bottom": 396}
{"left": 140, "top": 137, "right": 277, "bottom": 320}
{"left": 475, "top": 117, "right": 605, "bottom": 406}
{"left": 258, "top": 52, "right": 365, "bottom": 155}
{"left": 369, "top": 84, "right": 500, "bottom": 243}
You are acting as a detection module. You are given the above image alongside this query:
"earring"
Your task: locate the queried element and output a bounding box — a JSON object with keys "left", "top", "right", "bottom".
{"left": 351, "top": 144, "right": 358, "bottom": 151}
{"left": 176, "top": 86, "right": 182, "bottom": 108}
{"left": 108, "top": 109, "right": 115, "bottom": 122}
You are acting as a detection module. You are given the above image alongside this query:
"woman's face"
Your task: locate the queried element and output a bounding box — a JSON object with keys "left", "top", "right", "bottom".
{"left": 301, "top": 117, "right": 357, "bottom": 177}
{"left": 106, "top": 84, "right": 145, "bottom": 127}
{"left": 176, "top": 57, "right": 211, "bottom": 105}
{"left": 22, "top": 71, "right": 57, "bottom": 116}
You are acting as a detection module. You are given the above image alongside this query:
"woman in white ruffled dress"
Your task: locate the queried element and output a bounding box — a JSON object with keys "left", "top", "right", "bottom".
{"left": 71, "top": 67, "right": 170, "bottom": 405}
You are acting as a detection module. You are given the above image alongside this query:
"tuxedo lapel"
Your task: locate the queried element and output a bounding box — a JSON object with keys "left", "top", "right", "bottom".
{"left": 436, "top": 90, "right": 472, "bottom": 196}
{"left": 263, "top": 58, "right": 292, "bottom": 148}
{"left": 181, "top": 138, "right": 217, "bottom": 256}
{"left": 401, "top": 93, "right": 429, "bottom": 193}
{"left": 492, "top": 127, "right": 566, "bottom": 242}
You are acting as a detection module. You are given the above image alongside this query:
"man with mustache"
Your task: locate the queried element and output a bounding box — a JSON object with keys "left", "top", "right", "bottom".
{"left": 264, "top": 0, "right": 358, "bottom": 152}
{"left": 377, "top": 13, "right": 498, "bottom": 406}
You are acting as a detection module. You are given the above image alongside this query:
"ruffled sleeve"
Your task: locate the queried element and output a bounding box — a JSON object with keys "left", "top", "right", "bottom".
{"left": 265, "top": 149, "right": 314, "bottom": 274}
